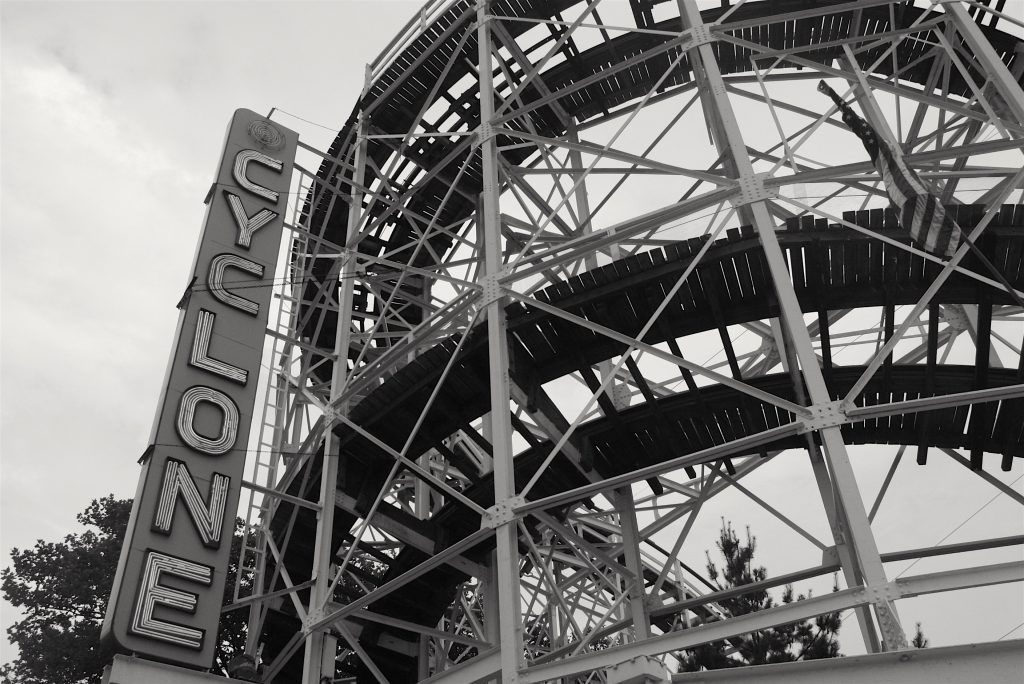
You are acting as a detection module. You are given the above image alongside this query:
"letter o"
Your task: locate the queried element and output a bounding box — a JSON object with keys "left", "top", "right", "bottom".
{"left": 176, "top": 386, "right": 239, "bottom": 455}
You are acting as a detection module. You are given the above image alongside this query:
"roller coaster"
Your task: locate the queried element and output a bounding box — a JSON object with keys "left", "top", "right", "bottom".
{"left": 223, "top": 1, "right": 1024, "bottom": 681}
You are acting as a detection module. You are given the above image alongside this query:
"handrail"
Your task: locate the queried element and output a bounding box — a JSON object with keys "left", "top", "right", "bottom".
{"left": 369, "top": 0, "right": 460, "bottom": 80}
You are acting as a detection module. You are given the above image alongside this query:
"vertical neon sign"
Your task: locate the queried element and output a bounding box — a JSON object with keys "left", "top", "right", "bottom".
{"left": 103, "top": 109, "right": 296, "bottom": 668}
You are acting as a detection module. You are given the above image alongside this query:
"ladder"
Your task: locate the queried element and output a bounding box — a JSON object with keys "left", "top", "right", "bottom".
{"left": 234, "top": 184, "right": 313, "bottom": 616}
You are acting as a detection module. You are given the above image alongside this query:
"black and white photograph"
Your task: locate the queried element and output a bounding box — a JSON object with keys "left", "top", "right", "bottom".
{"left": 2, "top": 1, "right": 1023, "bottom": 682}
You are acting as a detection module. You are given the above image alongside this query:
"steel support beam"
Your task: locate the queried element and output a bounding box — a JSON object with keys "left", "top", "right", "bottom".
{"left": 942, "top": 1, "right": 1024, "bottom": 125}
{"left": 670, "top": 639, "right": 1024, "bottom": 684}
{"left": 478, "top": 4, "right": 524, "bottom": 683}
{"left": 676, "top": 0, "right": 906, "bottom": 651}
{"left": 301, "top": 67, "right": 371, "bottom": 684}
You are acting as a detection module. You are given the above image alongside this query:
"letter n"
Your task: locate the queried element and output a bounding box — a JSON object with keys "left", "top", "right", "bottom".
{"left": 152, "top": 458, "right": 230, "bottom": 548}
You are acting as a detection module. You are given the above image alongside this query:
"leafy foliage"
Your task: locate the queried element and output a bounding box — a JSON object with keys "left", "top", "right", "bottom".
{"left": 2, "top": 496, "right": 128, "bottom": 683}
{"left": 678, "top": 521, "right": 841, "bottom": 671}
{"left": 1, "top": 496, "right": 247, "bottom": 683}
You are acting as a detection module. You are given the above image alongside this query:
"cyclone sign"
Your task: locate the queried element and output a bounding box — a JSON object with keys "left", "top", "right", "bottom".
{"left": 102, "top": 109, "right": 296, "bottom": 668}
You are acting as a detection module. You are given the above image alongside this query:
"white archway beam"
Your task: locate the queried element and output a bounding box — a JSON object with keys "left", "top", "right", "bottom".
{"left": 516, "top": 422, "right": 800, "bottom": 516}
{"left": 505, "top": 187, "right": 734, "bottom": 282}
{"left": 670, "top": 638, "right": 1024, "bottom": 683}
{"left": 772, "top": 137, "right": 1024, "bottom": 188}
{"left": 515, "top": 562, "right": 1023, "bottom": 683}
{"left": 531, "top": 534, "right": 1024, "bottom": 670}
{"left": 716, "top": 33, "right": 1024, "bottom": 136}
{"left": 504, "top": 131, "right": 736, "bottom": 188}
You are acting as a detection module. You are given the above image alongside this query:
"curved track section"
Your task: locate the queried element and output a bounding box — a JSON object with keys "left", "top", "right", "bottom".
{"left": 245, "top": 1, "right": 1024, "bottom": 682}
{"left": 296, "top": 0, "right": 1022, "bottom": 368}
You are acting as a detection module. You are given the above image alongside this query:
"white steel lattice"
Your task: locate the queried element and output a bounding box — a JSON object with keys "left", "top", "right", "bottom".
{"left": 222, "top": 2, "right": 1024, "bottom": 683}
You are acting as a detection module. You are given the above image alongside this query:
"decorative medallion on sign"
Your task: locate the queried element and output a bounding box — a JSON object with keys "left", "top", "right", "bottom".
{"left": 247, "top": 119, "right": 285, "bottom": 150}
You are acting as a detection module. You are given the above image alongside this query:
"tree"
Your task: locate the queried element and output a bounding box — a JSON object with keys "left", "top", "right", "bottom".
{"left": 678, "top": 521, "right": 841, "bottom": 672}
{"left": 1, "top": 496, "right": 248, "bottom": 683}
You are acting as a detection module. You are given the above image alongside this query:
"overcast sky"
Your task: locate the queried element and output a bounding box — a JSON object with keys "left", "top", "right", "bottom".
{"left": 2, "top": 0, "right": 1022, "bottom": 669}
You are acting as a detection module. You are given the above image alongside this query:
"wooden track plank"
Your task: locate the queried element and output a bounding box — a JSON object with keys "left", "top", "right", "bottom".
{"left": 735, "top": 248, "right": 757, "bottom": 300}
{"left": 747, "top": 246, "right": 771, "bottom": 307}
{"left": 703, "top": 265, "right": 744, "bottom": 380}
{"left": 916, "top": 302, "right": 941, "bottom": 465}
{"left": 1002, "top": 231, "right": 1024, "bottom": 285}
{"left": 950, "top": 403, "right": 971, "bottom": 439}
{"left": 514, "top": 320, "right": 555, "bottom": 364}
{"left": 831, "top": 234, "right": 847, "bottom": 288}
{"left": 720, "top": 255, "right": 743, "bottom": 303}
{"left": 970, "top": 290, "right": 994, "bottom": 469}
{"left": 789, "top": 231, "right": 808, "bottom": 293}
{"left": 818, "top": 307, "right": 835, "bottom": 390}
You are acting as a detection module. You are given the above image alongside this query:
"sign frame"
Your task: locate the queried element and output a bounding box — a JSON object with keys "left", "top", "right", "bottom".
{"left": 102, "top": 109, "right": 297, "bottom": 669}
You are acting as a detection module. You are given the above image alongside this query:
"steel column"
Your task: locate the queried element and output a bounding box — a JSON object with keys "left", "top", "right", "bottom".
{"left": 302, "top": 69, "right": 372, "bottom": 683}
{"left": 676, "top": 0, "right": 906, "bottom": 651}
{"left": 478, "top": 3, "right": 524, "bottom": 682}
{"left": 613, "top": 488, "right": 652, "bottom": 641}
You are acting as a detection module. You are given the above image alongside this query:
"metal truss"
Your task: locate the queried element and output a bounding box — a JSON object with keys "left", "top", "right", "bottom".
{"left": 223, "top": 1, "right": 1024, "bottom": 682}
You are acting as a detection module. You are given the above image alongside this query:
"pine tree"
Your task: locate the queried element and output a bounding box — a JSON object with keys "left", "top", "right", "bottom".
{"left": 678, "top": 521, "right": 841, "bottom": 671}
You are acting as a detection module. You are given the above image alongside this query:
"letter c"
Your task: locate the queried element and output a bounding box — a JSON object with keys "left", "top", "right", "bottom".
{"left": 233, "top": 150, "right": 283, "bottom": 203}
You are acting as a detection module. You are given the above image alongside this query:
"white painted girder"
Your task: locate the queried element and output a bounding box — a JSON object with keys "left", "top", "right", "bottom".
{"left": 671, "top": 639, "right": 1024, "bottom": 684}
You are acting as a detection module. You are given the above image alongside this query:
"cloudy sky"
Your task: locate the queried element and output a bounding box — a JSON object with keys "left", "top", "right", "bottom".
{"left": 0, "top": 0, "right": 421, "bottom": 662}
{"left": 2, "top": 0, "right": 1022, "bottom": 669}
